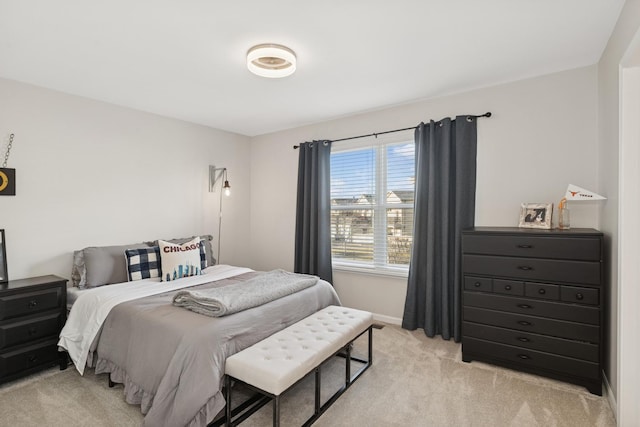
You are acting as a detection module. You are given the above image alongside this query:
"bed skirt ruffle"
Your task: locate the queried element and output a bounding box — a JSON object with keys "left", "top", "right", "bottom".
{"left": 93, "top": 356, "right": 226, "bottom": 426}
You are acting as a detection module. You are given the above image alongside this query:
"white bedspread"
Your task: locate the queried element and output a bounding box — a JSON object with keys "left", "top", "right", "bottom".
{"left": 58, "top": 265, "right": 253, "bottom": 374}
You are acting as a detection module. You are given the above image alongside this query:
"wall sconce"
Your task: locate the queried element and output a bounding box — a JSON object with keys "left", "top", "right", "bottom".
{"left": 557, "top": 184, "right": 606, "bottom": 229}
{"left": 209, "top": 166, "right": 231, "bottom": 196}
{"left": 209, "top": 166, "right": 231, "bottom": 263}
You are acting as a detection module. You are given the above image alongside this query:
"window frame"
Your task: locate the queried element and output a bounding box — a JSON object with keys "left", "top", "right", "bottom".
{"left": 330, "top": 133, "right": 415, "bottom": 277}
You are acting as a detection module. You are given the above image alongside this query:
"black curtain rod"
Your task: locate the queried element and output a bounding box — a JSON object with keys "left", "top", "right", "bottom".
{"left": 293, "top": 112, "right": 491, "bottom": 149}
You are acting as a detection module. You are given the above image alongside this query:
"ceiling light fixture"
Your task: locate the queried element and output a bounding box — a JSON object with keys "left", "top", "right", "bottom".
{"left": 247, "top": 44, "right": 296, "bottom": 78}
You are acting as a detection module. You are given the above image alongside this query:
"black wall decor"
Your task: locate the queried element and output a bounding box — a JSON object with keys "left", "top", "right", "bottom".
{"left": 0, "top": 230, "right": 7, "bottom": 283}
{"left": 0, "top": 168, "right": 15, "bottom": 196}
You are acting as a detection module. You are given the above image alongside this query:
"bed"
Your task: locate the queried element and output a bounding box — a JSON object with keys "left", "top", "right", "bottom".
{"left": 58, "top": 238, "right": 340, "bottom": 427}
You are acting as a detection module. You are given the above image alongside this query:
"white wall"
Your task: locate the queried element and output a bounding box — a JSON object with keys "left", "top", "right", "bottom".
{"left": 0, "top": 78, "right": 252, "bottom": 281}
{"left": 597, "top": 0, "right": 640, "bottom": 419}
{"left": 249, "top": 65, "right": 599, "bottom": 323}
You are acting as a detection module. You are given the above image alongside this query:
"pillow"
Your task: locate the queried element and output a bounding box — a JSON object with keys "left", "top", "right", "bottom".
{"left": 73, "top": 243, "right": 150, "bottom": 289}
{"left": 158, "top": 237, "right": 203, "bottom": 282}
{"left": 125, "top": 247, "right": 161, "bottom": 281}
{"left": 71, "top": 250, "right": 86, "bottom": 288}
{"left": 146, "top": 235, "right": 215, "bottom": 268}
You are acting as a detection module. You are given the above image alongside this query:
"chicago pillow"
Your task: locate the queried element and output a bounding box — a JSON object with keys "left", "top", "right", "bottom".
{"left": 158, "top": 237, "right": 203, "bottom": 282}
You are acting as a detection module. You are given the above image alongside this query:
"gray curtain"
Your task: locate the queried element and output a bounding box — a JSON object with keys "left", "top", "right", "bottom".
{"left": 402, "top": 116, "right": 477, "bottom": 341}
{"left": 294, "top": 140, "right": 333, "bottom": 283}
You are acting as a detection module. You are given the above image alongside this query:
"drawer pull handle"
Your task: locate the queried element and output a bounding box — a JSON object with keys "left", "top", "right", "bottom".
{"left": 517, "top": 354, "right": 531, "bottom": 360}
{"left": 474, "top": 282, "right": 482, "bottom": 288}
{"left": 538, "top": 289, "right": 546, "bottom": 295}
{"left": 576, "top": 293, "right": 584, "bottom": 300}
{"left": 517, "top": 304, "right": 532, "bottom": 309}
{"left": 27, "top": 354, "right": 38, "bottom": 364}
{"left": 504, "top": 285, "right": 512, "bottom": 291}
{"left": 518, "top": 321, "right": 532, "bottom": 326}
{"left": 28, "top": 327, "right": 38, "bottom": 336}
{"left": 517, "top": 245, "right": 533, "bottom": 249}
{"left": 517, "top": 266, "right": 533, "bottom": 271}
{"left": 517, "top": 337, "right": 530, "bottom": 343}
{"left": 28, "top": 300, "right": 38, "bottom": 309}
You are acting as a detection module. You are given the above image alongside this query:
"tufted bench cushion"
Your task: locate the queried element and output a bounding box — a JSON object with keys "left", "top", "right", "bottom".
{"left": 225, "top": 305, "right": 373, "bottom": 396}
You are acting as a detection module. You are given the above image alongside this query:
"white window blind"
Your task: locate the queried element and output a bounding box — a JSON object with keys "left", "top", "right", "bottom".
{"left": 330, "top": 140, "right": 415, "bottom": 274}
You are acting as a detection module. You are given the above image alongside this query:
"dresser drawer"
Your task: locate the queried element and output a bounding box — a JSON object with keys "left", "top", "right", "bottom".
{"left": 525, "top": 282, "right": 560, "bottom": 301}
{"left": 464, "top": 276, "right": 492, "bottom": 292}
{"left": 463, "top": 255, "right": 601, "bottom": 285}
{"left": 462, "top": 234, "right": 601, "bottom": 261}
{"left": 464, "top": 306, "right": 599, "bottom": 342}
{"left": 463, "top": 337, "right": 600, "bottom": 380}
{"left": 493, "top": 279, "right": 524, "bottom": 296}
{"left": 561, "top": 286, "right": 599, "bottom": 306}
{"left": 0, "top": 313, "right": 61, "bottom": 350}
{"left": 463, "top": 322, "right": 599, "bottom": 362}
{"left": 0, "top": 288, "right": 61, "bottom": 320}
{"left": 463, "top": 292, "right": 599, "bottom": 325}
{"left": 0, "top": 339, "right": 59, "bottom": 379}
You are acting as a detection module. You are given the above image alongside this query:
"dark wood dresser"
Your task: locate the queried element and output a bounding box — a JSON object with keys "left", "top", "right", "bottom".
{"left": 461, "top": 227, "right": 604, "bottom": 395}
{"left": 0, "top": 275, "right": 67, "bottom": 384}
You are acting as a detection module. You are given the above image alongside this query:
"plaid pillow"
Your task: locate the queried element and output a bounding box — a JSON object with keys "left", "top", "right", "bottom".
{"left": 198, "top": 240, "right": 207, "bottom": 269}
{"left": 125, "top": 247, "right": 161, "bottom": 281}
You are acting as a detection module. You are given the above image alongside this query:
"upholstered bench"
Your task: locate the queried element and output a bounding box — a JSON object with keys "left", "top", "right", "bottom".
{"left": 224, "top": 305, "right": 373, "bottom": 427}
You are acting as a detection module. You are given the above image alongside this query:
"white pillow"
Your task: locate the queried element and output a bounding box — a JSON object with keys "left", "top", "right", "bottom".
{"left": 158, "top": 237, "right": 203, "bottom": 282}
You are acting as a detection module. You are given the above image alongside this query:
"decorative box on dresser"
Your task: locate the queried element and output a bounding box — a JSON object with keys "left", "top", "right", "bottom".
{"left": 461, "top": 227, "right": 604, "bottom": 395}
{"left": 0, "top": 275, "right": 67, "bottom": 384}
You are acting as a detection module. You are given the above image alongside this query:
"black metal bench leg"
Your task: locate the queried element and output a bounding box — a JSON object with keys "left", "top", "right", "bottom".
{"left": 225, "top": 375, "right": 232, "bottom": 427}
{"left": 273, "top": 395, "right": 280, "bottom": 427}
{"left": 345, "top": 343, "right": 352, "bottom": 386}
{"left": 108, "top": 377, "right": 115, "bottom": 388}
{"left": 368, "top": 326, "right": 373, "bottom": 364}
{"left": 314, "top": 366, "right": 321, "bottom": 415}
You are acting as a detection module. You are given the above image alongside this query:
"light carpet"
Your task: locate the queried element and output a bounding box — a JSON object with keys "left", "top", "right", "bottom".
{"left": 0, "top": 325, "right": 615, "bottom": 426}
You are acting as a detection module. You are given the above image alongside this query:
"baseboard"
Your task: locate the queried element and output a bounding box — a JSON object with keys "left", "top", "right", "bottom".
{"left": 372, "top": 313, "right": 402, "bottom": 326}
{"left": 603, "top": 371, "right": 617, "bottom": 421}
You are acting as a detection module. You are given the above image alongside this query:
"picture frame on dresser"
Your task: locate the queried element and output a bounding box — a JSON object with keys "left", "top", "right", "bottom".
{"left": 0, "top": 229, "right": 7, "bottom": 283}
{"left": 518, "top": 203, "right": 552, "bottom": 229}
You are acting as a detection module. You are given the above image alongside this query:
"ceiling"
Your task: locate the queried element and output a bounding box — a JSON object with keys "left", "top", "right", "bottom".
{"left": 0, "top": 1, "right": 625, "bottom": 137}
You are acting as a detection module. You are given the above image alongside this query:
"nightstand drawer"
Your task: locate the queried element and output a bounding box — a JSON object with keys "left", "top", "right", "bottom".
{"left": 0, "top": 339, "right": 59, "bottom": 379}
{"left": 462, "top": 234, "right": 601, "bottom": 261}
{"left": 561, "top": 286, "right": 599, "bottom": 306}
{"left": 463, "top": 255, "right": 601, "bottom": 285}
{"left": 463, "top": 322, "right": 599, "bottom": 362}
{"left": 463, "top": 337, "right": 600, "bottom": 380}
{"left": 463, "top": 292, "right": 599, "bottom": 324}
{"left": 0, "top": 313, "right": 61, "bottom": 350}
{"left": 0, "top": 288, "right": 61, "bottom": 320}
{"left": 464, "top": 306, "right": 600, "bottom": 342}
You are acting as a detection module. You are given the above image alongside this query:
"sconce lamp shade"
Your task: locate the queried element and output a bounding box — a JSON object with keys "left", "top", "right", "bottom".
{"left": 564, "top": 184, "right": 606, "bottom": 201}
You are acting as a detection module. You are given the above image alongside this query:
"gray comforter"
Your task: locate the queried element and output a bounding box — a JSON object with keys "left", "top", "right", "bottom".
{"left": 89, "top": 271, "right": 340, "bottom": 427}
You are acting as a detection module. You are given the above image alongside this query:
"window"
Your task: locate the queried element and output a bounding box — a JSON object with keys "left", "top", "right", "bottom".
{"left": 330, "top": 140, "right": 415, "bottom": 274}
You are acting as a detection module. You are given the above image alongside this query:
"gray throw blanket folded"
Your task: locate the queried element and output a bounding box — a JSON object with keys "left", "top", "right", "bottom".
{"left": 172, "top": 269, "right": 319, "bottom": 317}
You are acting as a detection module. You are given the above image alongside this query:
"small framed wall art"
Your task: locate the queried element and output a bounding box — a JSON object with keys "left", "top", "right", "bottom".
{"left": 0, "top": 229, "right": 7, "bottom": 283}
{"left": 518, "top": 203, "right": 553, "bottom": 229}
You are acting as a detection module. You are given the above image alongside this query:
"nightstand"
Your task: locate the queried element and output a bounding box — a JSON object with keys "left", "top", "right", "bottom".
{"left": 0, "top": 275, "right": 67, "bottom": 384}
